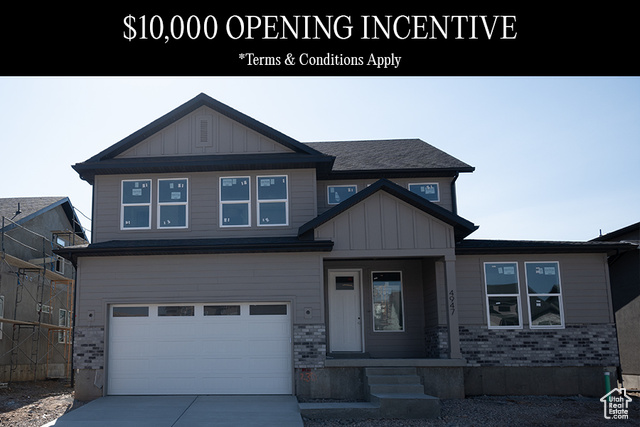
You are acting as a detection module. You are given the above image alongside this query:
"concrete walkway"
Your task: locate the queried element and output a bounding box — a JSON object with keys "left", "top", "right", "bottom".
{"left": 47, "top": 395, "right": 304, "bottom": 426}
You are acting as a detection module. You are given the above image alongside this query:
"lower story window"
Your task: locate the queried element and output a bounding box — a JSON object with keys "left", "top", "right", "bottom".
{"left": 525, "top": 261, "right": 564, "bottom": 328}
{"left": 372, "top": 272, "right": 404, "bottom": 331}
{"left": 484, "top": 262, "right": 522, "bottom": 328}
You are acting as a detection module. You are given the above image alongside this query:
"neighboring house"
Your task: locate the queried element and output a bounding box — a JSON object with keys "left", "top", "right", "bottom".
{"left": 56, "top": 93, "right": 635, "bottom": 406}
{"left": 592, "top": 222, "right": 640, "bottom": 391}
{"left": 0, "top": 197, "right": 88, "bottom": 381}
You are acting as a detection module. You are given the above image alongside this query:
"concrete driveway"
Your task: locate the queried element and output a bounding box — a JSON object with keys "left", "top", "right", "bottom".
{"left": 47, "top": 395, "right": 304, "bottom": 426}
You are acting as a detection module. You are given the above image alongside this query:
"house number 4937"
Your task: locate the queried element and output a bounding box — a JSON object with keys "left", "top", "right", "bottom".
{"left": 449, "top": 290, "right": 456, "bottom": 315}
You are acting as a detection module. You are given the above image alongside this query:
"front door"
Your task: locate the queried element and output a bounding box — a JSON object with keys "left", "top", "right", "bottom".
{"left": 328, "top": 270, "right": 363, "bottom": 352}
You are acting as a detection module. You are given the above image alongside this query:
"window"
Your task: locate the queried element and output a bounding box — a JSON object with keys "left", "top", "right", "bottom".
{"left": 55, "top": 256, "right": 64, "bottom": 274}
{"left": 525, "top": 262, "right": 564, "bottom": 328}
{"left": 204, "top": 305, "right": 241, "bottom": 316}
{"left": 372, "top": 272, "right": 404, "bottom": 331}
{"left": 257, "top": 176, "right": 288, "bottom": 226}
{"left": 58, "top": 309, "right": 70, "bottom": 344}
{"left": 484, "top": 262, "right": 522, "bottom": 328}
{"left": 249, "top": 304, "right": 287, "bottom": 315}
{"left": 158, "top": 178, "right": 188, "bottom": 228}
{"left": 408, "top": 183, "right": 439, "bottom": 202}
{"left": 113, "top": 306, "right": 149, "bottom": 317}
{"left": 121, "top": 179, "right": 151, "bottom": 229}
{"left": 327, "top": 185, "right": 357, "bottom": 205}
{"left": 220, "top": 177, "right": 251, "bottom": 227}
{"left": 158, "top": 306, "right": 194, "bottom": 316}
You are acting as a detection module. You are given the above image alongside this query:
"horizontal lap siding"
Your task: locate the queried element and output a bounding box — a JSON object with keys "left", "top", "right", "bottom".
{"left": 76, "top": 252, "right": 323, "bottom": 328}
{"left": 93, "top": 169, "right": 316, "bottom": 243}
{"left": 455, "top": 253, "right": 613, "bottom": 327}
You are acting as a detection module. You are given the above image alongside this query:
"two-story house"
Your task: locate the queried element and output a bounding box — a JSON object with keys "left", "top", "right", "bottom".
{"left": 57, "top": 93, "right": 634, "bottom": 405}
{"left": 1, "top": 196, "right": 88, "bottom": 381}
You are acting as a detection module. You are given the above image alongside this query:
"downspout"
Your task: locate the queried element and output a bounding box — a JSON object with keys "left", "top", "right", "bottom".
{"left": 450, "top": 173, "right": 459, "bottom": 215}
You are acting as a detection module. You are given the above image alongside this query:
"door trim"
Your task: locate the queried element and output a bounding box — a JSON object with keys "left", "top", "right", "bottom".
{"left": 327, "top": 269, "right": 364, "bottom": 353}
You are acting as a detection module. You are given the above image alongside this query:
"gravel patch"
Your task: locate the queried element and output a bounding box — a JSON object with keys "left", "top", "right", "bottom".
{"left": 303, "top": 394, "right": 639, "bottom": 426}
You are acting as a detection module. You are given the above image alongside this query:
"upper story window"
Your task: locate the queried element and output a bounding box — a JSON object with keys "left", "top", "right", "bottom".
{"left": 408, "top": 183, "right": 439, "bottom": 202}
{"left": 121, "top": 179, "right": 152, "bottom": 230}
{"left": 327, "top": 185, "right": 357, "bottom": 205}
{"left": 484, "top": 262, "right": 522, "bottom": 329}
{"left": 220, "top": 177, "right": 251, "bottom": 227}
{"left": 257, "top": 175, "right": 288, "bottom": 226}
{"left": 158, "top": 178, "right": 188, "bottom": 228}
{"left": 525, "top": 262, "right": 564, "bottom": 328}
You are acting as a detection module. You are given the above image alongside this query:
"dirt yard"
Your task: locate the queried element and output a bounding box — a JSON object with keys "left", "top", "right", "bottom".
{"left": 0, "top": 380, "right": 85, "bottom": 427}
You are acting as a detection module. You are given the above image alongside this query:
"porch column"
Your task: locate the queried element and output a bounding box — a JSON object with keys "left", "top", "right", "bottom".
{"left": 443, "top": 257, "right": 461, "bottom": 359}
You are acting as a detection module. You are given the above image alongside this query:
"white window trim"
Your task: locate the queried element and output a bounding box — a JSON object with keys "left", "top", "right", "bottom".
{"left": 220, "top": 176, "right": 251, "bottom": 228}
{"left": 257, "top": 175, "right": 289, "bottom": 227}
{"left": 157, "top": 178, "right": 189, "bottom": 229}
{"left": 407, "top": 182, "right": 440, "bottom": 203}
{"left": 327, "top": 184, "right": 358, "bottom": 205}
{"left": 408, "top": 182, "right": 440, "bottom": 202}
{"left": 371, "top": 271, "right": 405, "bottom": 333}
{"left": 524, "top": 261, "right": 565, "bottom": 329}
{"left": 121, "top": 179, "right": 152, "bottom": 230}
{"left": 483, "top": 261, "right": 523, "bottom": 330}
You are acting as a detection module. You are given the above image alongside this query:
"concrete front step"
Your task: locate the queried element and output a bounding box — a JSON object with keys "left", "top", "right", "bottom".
{"left": 368, "top": 383, "right": 426, "bottom": 394}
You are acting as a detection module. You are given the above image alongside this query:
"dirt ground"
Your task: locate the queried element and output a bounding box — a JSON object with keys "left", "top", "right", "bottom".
{"left": 0, "top": 380, "right": 85, "bottom": 427}
{"left": 0, "top": 380, "right": 637, "bottom": 427}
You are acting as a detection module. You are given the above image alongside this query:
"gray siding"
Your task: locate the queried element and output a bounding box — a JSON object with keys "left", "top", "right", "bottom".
{"left": 75, "top": 252, "right": 324, "bottom": 327}
{"left": 116, "top": 106, "right": 293, "bottom": 158}
{"left": 455, "top": 253, "right": 614, "bottom": 327}
{"left": 315, "top": 191, "right": 455, "bottom": 258}
{"left": 92, "top": 169, "right": 317, "bottom": 243}
{"left": 316, "top": 177, "right": 454, "bottom": 215}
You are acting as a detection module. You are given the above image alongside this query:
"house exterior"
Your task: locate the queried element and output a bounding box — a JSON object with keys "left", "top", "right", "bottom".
{"left": 592, "top": 222, "right": 640, "bottom": 391}
{"left": 0, "top": 197, "right": 88, "bottom": 381}
{"left": 57, "top": 93, "right": 635, "bottom": 403}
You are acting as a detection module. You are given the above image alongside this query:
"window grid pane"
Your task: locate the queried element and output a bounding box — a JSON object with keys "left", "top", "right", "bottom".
{"left": 372, "top": 272, "right": 404, "bottom": 332}
{"left": 220, "top": 177, "right": 251, "bottom": 227}
{"left": 483, "top": 262, "right": 521, "bottom": 328}
{"left": 158, "top": 179, "right": 188, "bottom": 228}
{"left": 328, "top": 185, "right": 357, "bottom": 204}
{"left": 257, "top": 176, "right": 288, "bottom": 226}
{"left": 408, "top": 183, "right": 439, "bottom": 202}
{"left": 525, "top": 262, "right": 564, "bottom": 328}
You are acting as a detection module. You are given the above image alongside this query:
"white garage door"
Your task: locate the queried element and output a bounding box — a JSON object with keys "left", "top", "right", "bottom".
{"left": 107, "top": 302, "right": 292, "bottom": 395}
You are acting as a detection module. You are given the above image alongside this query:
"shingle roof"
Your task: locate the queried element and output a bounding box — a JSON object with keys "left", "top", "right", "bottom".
{"left": 305, "top": 139, "right": 474, "bottom": 174}
{"left": 0, "top": 197, "right": 88, "bottom": 241}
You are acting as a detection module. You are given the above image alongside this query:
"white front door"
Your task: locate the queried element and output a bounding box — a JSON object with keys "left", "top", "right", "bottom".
{"left": 328, "top": 270, "right": 363, "bottom": 352}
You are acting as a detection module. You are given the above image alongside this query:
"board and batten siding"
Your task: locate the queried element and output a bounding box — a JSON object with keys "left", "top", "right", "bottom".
{"left": 75, "top": 252, "right": 324, "bottom": 328}
{"left": 315, "top": 191, "right": 456, "bottom": 257}
{"left": 115, "top": 106, "right": 293, "bottom": 158}
{"left": 455, "top": 253, "right": 615, "bottom": 326}
{"left": 316, "top": 177, "right": 455, "bottom": 215}
{"left": 92, "top": 169, "right": 317, "bottom": 243}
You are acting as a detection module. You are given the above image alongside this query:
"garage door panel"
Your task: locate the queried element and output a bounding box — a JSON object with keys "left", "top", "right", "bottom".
{"left": 108, "top": 302, "right": 291, "bottom": 395}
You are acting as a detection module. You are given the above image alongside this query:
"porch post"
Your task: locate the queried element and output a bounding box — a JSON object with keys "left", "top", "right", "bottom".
{"left": 444, "top": 256, "right": 461, "bottom": 359}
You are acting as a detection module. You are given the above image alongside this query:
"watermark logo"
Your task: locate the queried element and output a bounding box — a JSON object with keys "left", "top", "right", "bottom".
{"left": 600, "top": 388, "right": 632, "bottom": 420}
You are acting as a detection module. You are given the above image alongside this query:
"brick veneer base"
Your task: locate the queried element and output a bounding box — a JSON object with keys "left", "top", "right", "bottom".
{"left": 460, "top": 323, "right": 619, "bottom": 367}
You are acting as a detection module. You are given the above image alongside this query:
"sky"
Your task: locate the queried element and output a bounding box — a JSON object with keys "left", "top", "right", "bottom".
{"left": 0, "top": 76, "right": 638, "bottom": 242}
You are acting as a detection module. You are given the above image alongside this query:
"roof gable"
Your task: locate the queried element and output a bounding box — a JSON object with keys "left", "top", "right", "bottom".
{"left": 73, "top": 93, "right": 334, "bottom": 183}
{"left": 299, "top": 178, "right": 478, "bottom": 242}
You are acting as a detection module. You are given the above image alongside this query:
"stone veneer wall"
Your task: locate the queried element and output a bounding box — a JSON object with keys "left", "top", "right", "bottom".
{"left": 459, "top": 324, "right": 620, "bottom": 367}
{"left": 74, "top": 326, "right": 104, "bottom": 370}
{"left": 293, "top": 324, "right": 326, "bottom": 368}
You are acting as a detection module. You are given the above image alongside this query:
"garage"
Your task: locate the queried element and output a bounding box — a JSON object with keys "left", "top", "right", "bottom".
{"left": 107, "top": 302, "right": 292, "bottom": 395}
